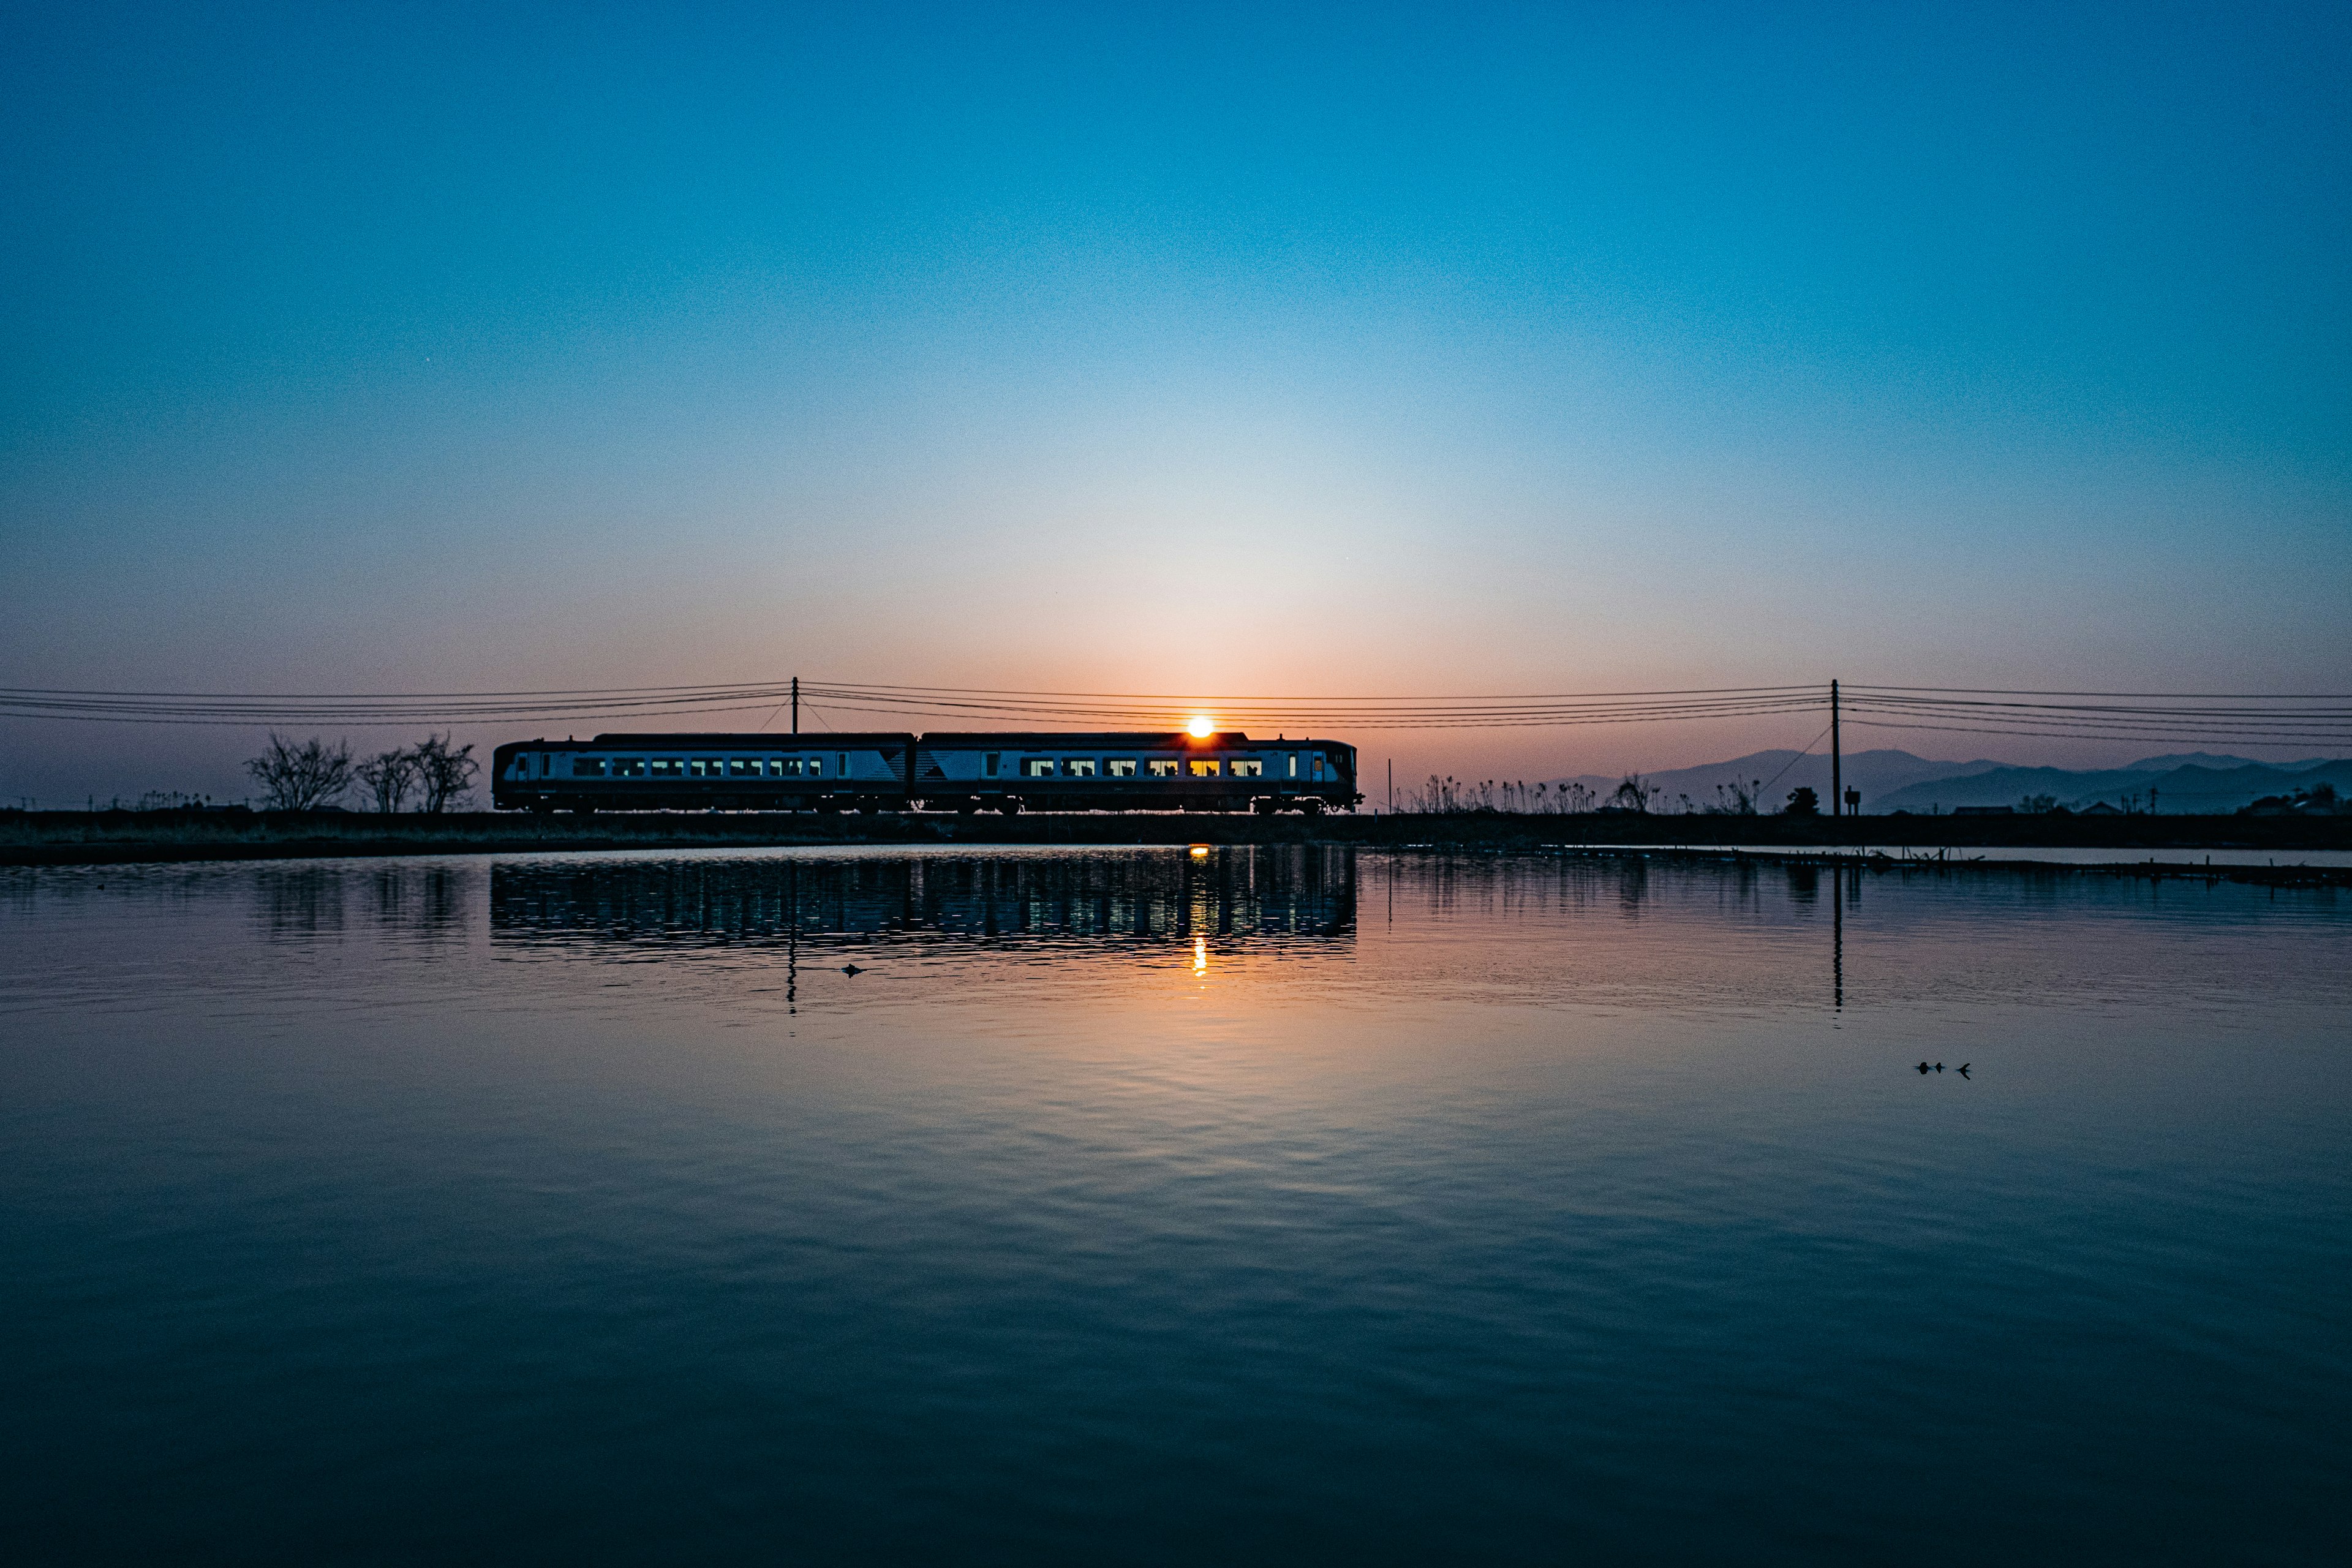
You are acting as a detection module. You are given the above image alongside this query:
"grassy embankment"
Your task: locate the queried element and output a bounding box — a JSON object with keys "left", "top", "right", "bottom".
{"left": 4, "top": 807, "right": 2348, "bottom": 885}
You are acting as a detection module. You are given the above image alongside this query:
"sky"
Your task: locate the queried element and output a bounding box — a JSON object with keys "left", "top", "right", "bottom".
{"left": 3, "top": 1, "right": 2348, "bottom": 804}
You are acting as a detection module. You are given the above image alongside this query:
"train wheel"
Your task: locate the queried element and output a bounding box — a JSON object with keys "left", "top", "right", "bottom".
{"left": 998, "top": 799, "right": 1022, "bottom": 816}
{"left": 1302, "top": 798, "right": 1325, "bottom": 816}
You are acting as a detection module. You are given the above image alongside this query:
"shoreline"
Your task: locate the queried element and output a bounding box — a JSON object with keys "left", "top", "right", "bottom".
{"left": 4, "top": 809, "right": 2347, "bottom": 885}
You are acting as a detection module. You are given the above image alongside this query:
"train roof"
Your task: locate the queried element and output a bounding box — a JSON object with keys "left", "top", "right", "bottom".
{"left": 577, "top": 733, "right": 913, "bottom": 747}
{"left": 503, "top": 731, "right": 1349, "bottom": 750}
{"left": 917, "top": 731, "right": 1347, "bottom": 748}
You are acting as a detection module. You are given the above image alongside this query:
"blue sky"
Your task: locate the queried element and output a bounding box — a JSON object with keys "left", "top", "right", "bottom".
{"left": 3, "top": 1, "right": 2347, "bottom": 799}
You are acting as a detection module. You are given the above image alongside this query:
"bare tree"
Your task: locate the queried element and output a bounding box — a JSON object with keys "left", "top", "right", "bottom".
{"left": 244, "top": 734, "right": 353, "bottom": 811}
{"left": 357, "top": 747, "right": 421, "bottom": 813}
{"left": 410, "top": 734, "right": 478, "bottom": 813}
{"left": 1607, "top": 774, "right": 1654, "bottom": 813}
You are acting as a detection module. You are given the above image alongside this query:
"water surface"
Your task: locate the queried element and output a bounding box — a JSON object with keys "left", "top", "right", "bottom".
{"left": 2, "top": 848, "right": 2345, "bottom": 1562}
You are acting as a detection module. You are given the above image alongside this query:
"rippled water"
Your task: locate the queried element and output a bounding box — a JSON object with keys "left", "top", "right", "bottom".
{"left": 2, "top": 848, "right": 2345, "bottom": 1563}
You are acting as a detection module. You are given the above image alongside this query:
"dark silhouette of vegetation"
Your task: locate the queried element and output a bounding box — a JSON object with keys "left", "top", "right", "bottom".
{"left": 1708, "top": 778, "right": 1763, "bottom": 815}
{"left": 2019, "top": 793, "right": 2059, "bottom": 814}
{"left": 1409, "top": 777, "right": 1596, "bottom": 813}
{"left": 410, "top": 734, "right": 478, "bottom": 813}
{"left": 357, "top": 747, "right": 420, "bottom": 813}
{"left": 247, "top": 734, "right": 473, "bottom": 813}
{"left": 1607, "top": 775, "right": 1655, "bottom": 813}
{"left": 244, "top": 734, "right": 353, "bottom": 811}
{"left": 1783, "top": 785, "right": 1820, "bottom": 816}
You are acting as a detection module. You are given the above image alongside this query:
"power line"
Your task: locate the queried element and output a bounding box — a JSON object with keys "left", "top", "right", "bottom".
{"left": 1, "top": 677, "right": 2346, "bottom": 750}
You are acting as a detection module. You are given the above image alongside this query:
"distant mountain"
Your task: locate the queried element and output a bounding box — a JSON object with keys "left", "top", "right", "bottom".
{"left": 1521, "top": 748, "right": 2352, "bottom": 815}
{"left": 1547, "top": 749, "right": 2004, "bottom": 812}
{"left": 1874, "top": 757, "right": 2352, "bottom": 815}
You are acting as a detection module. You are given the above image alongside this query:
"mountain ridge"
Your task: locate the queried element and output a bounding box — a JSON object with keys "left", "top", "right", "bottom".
{"left": 1522, "top": 749, "right": 2347, "bottom": 814}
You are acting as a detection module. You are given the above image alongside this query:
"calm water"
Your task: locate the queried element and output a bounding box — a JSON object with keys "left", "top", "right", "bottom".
{"left": 2, "top": 848, "right": 2345, "bottom": 1564}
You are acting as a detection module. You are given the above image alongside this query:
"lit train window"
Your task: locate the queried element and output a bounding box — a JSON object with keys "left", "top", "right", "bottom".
{"left": 728, "top": 758, "right": 759, "bottom": 777}
{"left": 690, "top": 758, "right": 723, "bottom": 778}
{"left": 1147, "top": 760, "right": 1180, "bottom": 778}
{"left": 571, "top": 758, "right": 607, "bottom": 777}
{"left": 612, "top": 758, "right": 646, "bottom": 778}
{"left": 1107, "top": 759, "right": 1136, "bottom": 777}
{"left": 1064, "top": 758, "right": 1097, "bottom": 777}
{"left": 1022, "top": 759, "right": 1055, "bottom": 777}
{"left": 650, "top": 759, "right": 684, "bottom": 778}
{"left": 771, "top": 758, "right": 800, "bottom": 777}
{"left": 1287, "top": 753, "right": 1297, "bottom": 778}
{"left": 1229, "top": 759, "right": 1263, "bottom": 777}
{"left": 1188, "top": 760, "right": 1219, "bottom": 778}
{"left": 806, "top": 758, "right": 823, "bottom": 777}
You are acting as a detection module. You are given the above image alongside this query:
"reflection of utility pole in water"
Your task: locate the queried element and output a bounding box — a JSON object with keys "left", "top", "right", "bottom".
{"left": 1832, "top": 861, "right": 1844, "bottom": 1011}
{"left": 787, "top": 861, "right": 799, "bottom": 1011}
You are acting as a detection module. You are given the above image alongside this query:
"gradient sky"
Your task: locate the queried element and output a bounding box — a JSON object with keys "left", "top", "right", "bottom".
{"left": 4, "top": 1, "right": 2348, "bottom": 802}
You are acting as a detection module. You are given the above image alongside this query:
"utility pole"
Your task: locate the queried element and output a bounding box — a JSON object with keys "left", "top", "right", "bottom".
{"left": 1387, "top": 758, "right": 1393, "bottom": 812}
{"left": 1830, "top": 679, "right": 1841, "bottom": 819}
{"left": 791, "top": 676, "right": 799, "bottom": 736}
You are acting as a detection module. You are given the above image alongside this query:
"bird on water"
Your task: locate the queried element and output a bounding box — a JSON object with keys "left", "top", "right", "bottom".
{"left": 840, "top": 963, "right": 864, "bottom": 976}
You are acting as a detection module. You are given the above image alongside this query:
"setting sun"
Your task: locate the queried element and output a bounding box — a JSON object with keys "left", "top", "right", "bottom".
{"left": 1187, "top": 715, "right": 1214, "bottom": 737}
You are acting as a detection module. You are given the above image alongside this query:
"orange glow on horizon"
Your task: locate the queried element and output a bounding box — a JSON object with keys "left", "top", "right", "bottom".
{"left": 1187, "top": 715, "right": 1214, "bottom": 737}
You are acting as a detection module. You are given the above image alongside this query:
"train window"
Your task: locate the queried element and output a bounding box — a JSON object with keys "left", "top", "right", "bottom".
{"left": 1147, "top": 759, "right": 1180, "bottom": 778}
{"left": 1022, "top": 758, "right": 1055, "bottom": 777}
{"left": 771, "top": 758, "right": 800, "bottom": 777}
{"left": 612, "top": 758, "right": 646, "bottom": 778}
{"left": 1107, "top": 758, "right": 1137, "bottom": 777}
{"left": 1064, "top": 758, "right": 1097, "bottom": 777}
{"left": 728, "top": 758, "right": 759, "bottom": 777}
{"left": 805, "top": 758, "right": 823, "bottom": 777}
{"left": 650, "top": 758, "right": 684, "bottom": 778}
{"left": 571, "top": 758, "right": 607, "bottom": 777}
{"left": 690, "top": 758, "right": 724, "bottom": 778}
{"left": 1287, "top": 753, "right": 1297, "bottom": 778}
{"left": 1230, "top": 758, "right": 1263, "bottom": 778}
{"left": 837, "top": 754, "right": 848, "bottom": 777}
{"left": 1188, "top": 759, "right": 1219, "bottom": 778}
{"left": 984, "top": 753, "right": 1000, "bottom": 777}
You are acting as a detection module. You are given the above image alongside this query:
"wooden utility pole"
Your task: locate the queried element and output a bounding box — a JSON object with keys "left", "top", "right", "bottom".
{"left": 1830, "top": 679, "right": 1841, "bottom": 819}
{"left": 791, "top": 676, "right": 799, "bottom": 736}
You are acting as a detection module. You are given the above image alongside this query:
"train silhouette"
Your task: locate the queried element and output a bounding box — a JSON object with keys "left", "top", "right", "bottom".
{"left": 492, "top": 731, "right": 1360, "bottom": 815}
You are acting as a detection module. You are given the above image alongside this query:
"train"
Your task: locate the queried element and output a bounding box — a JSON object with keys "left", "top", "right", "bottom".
{"left": 491, "top": 730, "right": 1360, "bottom": 815}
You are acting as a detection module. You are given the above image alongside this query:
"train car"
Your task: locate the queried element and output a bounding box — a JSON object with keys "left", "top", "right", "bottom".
{"left": 910, "top": 731, "right": 1357, "bottom": 815}
{"left": 493, "top": 729, "right": 1360, "bottom": 815}
{"left": 492, "top": 733, "right": 916, "bottom": 813}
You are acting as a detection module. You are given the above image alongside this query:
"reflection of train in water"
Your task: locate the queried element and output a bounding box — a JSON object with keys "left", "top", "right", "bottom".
{"left": 490, "top": 731, "right": 1360, "bottom": 815}
{"left": 489, "top": 848, "right": 1357, "bottom": 956}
